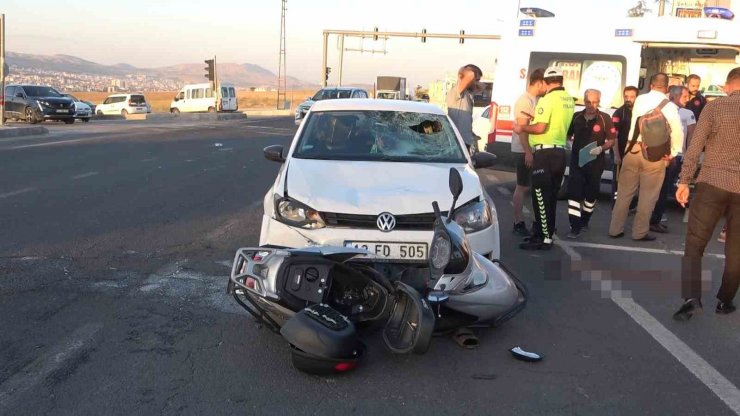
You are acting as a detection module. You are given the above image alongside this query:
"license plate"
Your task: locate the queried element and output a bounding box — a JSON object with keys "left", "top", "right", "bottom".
{"left": 136, "top": 107, "right": 143, "bottom": 111}
{"left": 56, "top": 109, "right": 68, "bottom": 113}
{"left": 344, "top": 241, "right": 428, "bottom": 261}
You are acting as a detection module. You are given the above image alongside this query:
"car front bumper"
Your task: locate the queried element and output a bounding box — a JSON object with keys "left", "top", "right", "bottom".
{"left": 259, "top": 215, "right": 498, "bottom": 260}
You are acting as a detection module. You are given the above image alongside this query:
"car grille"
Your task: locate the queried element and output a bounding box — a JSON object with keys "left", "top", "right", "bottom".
{"left": 321, "top": 212, "right": 445, "bottom": 231}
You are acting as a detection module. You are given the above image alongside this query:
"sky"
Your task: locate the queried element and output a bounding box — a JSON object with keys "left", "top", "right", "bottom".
{"left": 2, "top": 0, "right": 651, "bottom": 87}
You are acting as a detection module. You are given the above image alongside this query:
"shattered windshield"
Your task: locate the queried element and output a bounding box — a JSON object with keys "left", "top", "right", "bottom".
{"left": 293, "top": 110, "right": 466, "bottom": 163}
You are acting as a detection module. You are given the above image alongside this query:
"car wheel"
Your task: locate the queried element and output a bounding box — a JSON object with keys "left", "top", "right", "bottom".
{"left": 64, "top": 119, "right": 75, "bottom": 124}
{"left": 25, "top": 107, "right": 39, "bottom": 124}
{"left": 171, "top": 108, "right": 180, "bottom": 115}
{"left": 121, "top": 109, "right": 128, "bottom": 116}
{"left": 208, "top": 107, "right": 216, "bottom": 113}
{"left": 96, "top": 110, "right": 104, "bottom": 116}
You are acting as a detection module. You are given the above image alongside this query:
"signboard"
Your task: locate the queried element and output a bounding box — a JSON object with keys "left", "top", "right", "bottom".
{"left": 673, "top": 0, "right": 704, "bottom": 17}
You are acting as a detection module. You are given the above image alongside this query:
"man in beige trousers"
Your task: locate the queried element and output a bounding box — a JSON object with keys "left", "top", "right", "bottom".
{"left": 609, "top": 73, "right": 683, "bottom": 240}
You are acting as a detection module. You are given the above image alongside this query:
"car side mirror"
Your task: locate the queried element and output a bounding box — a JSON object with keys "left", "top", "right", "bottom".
{"left": 174, "top": 96, "right": 179, "bottom": 101}
{"left": 472, "top": 151, "right": 497, "bottom": 169}
{"left": 264, "top": 145, "right": 285, "bottom": 163}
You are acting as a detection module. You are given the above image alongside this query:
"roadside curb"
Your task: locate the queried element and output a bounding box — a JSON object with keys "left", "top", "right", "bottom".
{"left": 91, "top": 112, "right": 249, "bottom": 122}
{"left": 243, "top": 109, "right": 293, "bottom": 116}
{"left": 0, "top": 126, "right": 49, "bottom": 138}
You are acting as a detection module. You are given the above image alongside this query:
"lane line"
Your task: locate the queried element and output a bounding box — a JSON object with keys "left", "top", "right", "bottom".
{"left": 71, "top": 171, "right": 99, "bottom": 180}
{"left": 0, "top": 187, "right": 36, "bottom": 199}
{"left": 556, "top": 241, "right": 740, "bottom": 415}
{"left": 560, "top": 240, "right": 725, "bottom": 260}
{"left": 0, "top": 323, "right": 103, "bottom": 412}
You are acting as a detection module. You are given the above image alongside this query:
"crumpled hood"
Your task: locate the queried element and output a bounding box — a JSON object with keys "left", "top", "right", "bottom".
{"left": 284, "top": 159, "right": 481, "bottom": 214}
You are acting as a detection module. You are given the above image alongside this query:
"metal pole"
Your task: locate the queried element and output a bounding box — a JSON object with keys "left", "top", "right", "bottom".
{"left": 323, "top": 29, "right": 500, "bottom": 41}
{"left": 321, "top": 32, "right": 328, "bottom": 87}
{"left": 0, "top": 14, "right": 5, "bottom": 127}
{"left": 338, "top": 35, "right": 344, "bottom": 87}
{"left": 658, "top": 0, "right": 665, "bottom": 16}
{"left": 214, "top": 55, "right": 219, "bottom": 110}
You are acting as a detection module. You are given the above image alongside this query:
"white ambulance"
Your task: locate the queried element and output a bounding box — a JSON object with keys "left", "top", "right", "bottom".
{"left": 169, "top": 82, "right": 238, "bottom": 113}
{"left": 485, "top": 13, "right": 740, "bottom": 149}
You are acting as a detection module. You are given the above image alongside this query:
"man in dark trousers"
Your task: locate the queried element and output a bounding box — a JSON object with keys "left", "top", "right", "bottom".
{"left": 673, "top": 67, "right": 740, "bottom": 320}
{"left": 611, "top": 86, "right": 639, "bottom": 203}
{"left": 566, "top": 89, "right": 616, "bottom": 239}
{"left": 513, "top": 66, "right": 575, "bottom": 250}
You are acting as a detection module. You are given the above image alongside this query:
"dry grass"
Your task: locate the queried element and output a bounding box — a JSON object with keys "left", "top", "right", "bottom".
{"left": 72, "top": 90, "right": 316, "bottom": 113}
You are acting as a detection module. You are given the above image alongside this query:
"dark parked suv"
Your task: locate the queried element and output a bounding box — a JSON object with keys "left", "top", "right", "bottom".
{"left": 2, "top": 85, "right": 76, "bottom": 124}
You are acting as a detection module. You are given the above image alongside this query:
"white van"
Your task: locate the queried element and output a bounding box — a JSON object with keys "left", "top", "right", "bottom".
{"left": 169, "top": 82, "right": 238, "bottom": 113}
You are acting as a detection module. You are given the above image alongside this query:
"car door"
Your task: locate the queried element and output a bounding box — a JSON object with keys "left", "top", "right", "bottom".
{"left": 3, "top": 86, "right": 16, "bottom": 118}
{"left": 13, "top": 87, "right": 27, "bottom": 118}
{"left": 472, "top": 106, "right": 492, "bottom": 149}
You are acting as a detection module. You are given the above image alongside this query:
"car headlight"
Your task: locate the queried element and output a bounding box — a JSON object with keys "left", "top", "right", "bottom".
{"left": 453, "top": 199, "right": 492, "bottom": 233}
{"left": 430, "top": 233, "right": 451, "bottom": 270}
{"left": 38, "top": 101, "right": 50, "bottom": 108}
{"left": 274, "top": 195, "right": 326, "bottom": 229}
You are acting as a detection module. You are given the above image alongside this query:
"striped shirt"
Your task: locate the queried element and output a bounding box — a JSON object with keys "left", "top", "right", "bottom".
{"left": 679, "top": 91, "right": 740, "bottom": 194}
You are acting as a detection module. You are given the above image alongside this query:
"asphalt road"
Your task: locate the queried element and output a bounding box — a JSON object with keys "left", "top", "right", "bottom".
{"left": 0, "top": 117, "right": 736, "bottom": 415}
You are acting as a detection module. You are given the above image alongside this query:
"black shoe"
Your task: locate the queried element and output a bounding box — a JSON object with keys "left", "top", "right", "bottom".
{"left": 650, "top": 223, "right": 668, "bottom": 234}
{"left": 519, "top": 239, "right": 553, "bottom": 251}
{"left": 673, "top": 298, "right": 703, "bottom": 321}
{"left": 513, "top": 222, "right": 531, "bottom": 237}
{"left": 634, "top": 234, "right": 656, "bottom": 241}
{"left": 581, "top": 223, "right": 590, "bottom": 232}
{"left": 609, "top": 232, "right": 625, "bottom": 239}
{"left": 566, "top": 228, "right": 580, "bottom": 239}
{"left": 716, "top": 301, "right": 737, "bottom": 315}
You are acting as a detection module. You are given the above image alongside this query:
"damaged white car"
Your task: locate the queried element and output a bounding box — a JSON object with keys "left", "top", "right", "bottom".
{"left": 259, "top": 99, "right": 501, "bottom": 264}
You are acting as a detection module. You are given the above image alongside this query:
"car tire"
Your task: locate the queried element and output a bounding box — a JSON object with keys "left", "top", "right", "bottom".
{"left": 64, "top": 119, "right": 75, "bottom": 124}
{"left": 121, "top": 109, "right": 128, "bottom": 117}
{"left": 208, "top": 107, "right": 216, "bottom": 113}
{"left": 25, "top": 107, "right": 39, "bottom": 124}
{"left": 171, "top": 108, "right": 180, "bottom": 115}
{"left": 96, "top": 110, "right": 104, "bottom": 116}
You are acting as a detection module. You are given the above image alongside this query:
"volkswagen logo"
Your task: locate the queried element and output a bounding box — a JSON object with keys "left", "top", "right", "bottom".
{"left": 376, "top": 212, "right": 396, "bottom": 232}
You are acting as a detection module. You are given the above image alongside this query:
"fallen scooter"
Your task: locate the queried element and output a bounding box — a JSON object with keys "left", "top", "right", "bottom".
{"left": 227, "top": 168, "right": 528, "bottom": 374}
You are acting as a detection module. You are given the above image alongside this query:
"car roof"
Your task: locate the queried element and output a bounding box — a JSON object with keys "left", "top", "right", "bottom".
{"left": 310, "top": 98, "right": 446, "bottom": 115}
{"left": 319, "top": 87, "right": 364, "bottom": 92}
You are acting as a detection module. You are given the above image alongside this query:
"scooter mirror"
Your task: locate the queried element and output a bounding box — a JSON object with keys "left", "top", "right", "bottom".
{"left": 449, "top": 167, "right": 463, "bottom": 200}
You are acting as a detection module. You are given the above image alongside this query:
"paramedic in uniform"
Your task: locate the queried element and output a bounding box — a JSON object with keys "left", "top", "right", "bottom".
{"left": 513, "top": 66, "right": 575, "bottom": 250}
{"left": 565, "top": 89, "right": 616, "bottom": 239}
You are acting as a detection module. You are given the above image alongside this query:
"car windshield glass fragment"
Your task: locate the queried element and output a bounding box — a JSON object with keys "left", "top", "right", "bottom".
{"left": 293, "top": 110, "right": 466, "bottom": 163}
{"left": 23, "top": 86, "right": 62, "bottom": 97}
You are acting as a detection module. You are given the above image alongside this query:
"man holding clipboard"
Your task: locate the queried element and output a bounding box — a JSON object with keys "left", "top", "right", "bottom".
{"left": 565, "top": 89, "right": 616, "bottom": 239}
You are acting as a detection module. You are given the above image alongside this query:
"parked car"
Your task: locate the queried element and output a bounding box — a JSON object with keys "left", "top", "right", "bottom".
{"left": 95, "top": 93, "right": 149, "bottom": 116}
{"left": 2, "top": 85, "right": 75, "bottom": 124}
{"left": 262, "top": 98, "right": 501, "bottom": 262}
{"left": 60, "top": 94, "right": 92, "bottom": 122}
{"left": 294, "top": 87, "right": 369, "bottom": 125}
{"left": 169, "top": 82, "right": 238, "bottom": 113}
{"left": 472, "top": 104, "right": 493, "bottom": 152}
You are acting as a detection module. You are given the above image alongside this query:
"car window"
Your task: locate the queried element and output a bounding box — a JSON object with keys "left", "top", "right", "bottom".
{"left": 22, "top": 86, "right": 62, "bottom": 97}
{"left": 293, "top": 110, "right": 466, "bottom": 163}
{"left": 360, "top": 91, "right": 368, "bottom": 98}
{"left": 178, "top": 91, "right": 185, "bottom": 100}
{"left": 221, "top": 87, "right": 228, "bottom": 97}
{"left": 482, "top": 107, "right": 491, "bottom": 118}
{"left": 228, "top": 87, "right": 236, "bottom": 97}
{"left": 205, "top": 88, "right": 212, "bottom": 98}
{"left": 192, "top": 89, "right": 204, "bottom": 99}
{"left": 130, "top": 95, "right": 146, "bottom": 105}
{"left": 4, "top": 86, "right": 15, "bottom": 97}
{"left": 103, "top": 97, "right": 112, "bottom": 104}
{"left": 114, "top": 97, "right": 127, "bottom": 103}
{"left": 337, "top": 90, "right": 351, "bottom": 99}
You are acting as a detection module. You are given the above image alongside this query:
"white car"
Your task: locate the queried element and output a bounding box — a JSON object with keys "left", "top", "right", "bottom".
{"left": 95, "top": 93, "right": 149, "bottom": 116}
{"left": 170, "top": 82, "right": 238, "bottom": 113}
{"left": 472, "top": 105, "right": 493, "bottom": 152}
{"left": 260, "top": 99, "right": 501, "bottom": 262}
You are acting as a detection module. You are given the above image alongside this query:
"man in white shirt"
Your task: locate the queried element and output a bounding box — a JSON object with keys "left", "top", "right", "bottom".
{"left": 649, "top": 85, "right": 696, "bottom": 233}
{"left": 609, "top": 73, "right": 684, "bottom": 241}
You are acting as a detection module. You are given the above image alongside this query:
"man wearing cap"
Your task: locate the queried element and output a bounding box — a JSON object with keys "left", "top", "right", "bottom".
{"left": 513, "top": 66, "right": 575, "bottom": 250}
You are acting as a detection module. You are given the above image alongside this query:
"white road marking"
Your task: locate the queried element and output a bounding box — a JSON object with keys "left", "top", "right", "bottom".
{"left": 0, "top": 187, "right": 36, "bottom": 199}
{"left": 560, "top": 240, "right": 725, "bottom": 260}
{"left": 496, "top": 186, "right": 511, "bottom": 196}
{"left": 11, "top": 137, "right": 100, "bottom": 149}
{"left": 71, "top": 171, "right": 99, "bottom": 180}
{"left": 140, "top": 158, "right": 157, "bottom": 162}
{"left": 557, "top": 241, "right": 740, "bottom": 415}
{"left": 0, "top": 323, "right": 103, "bottom": 412}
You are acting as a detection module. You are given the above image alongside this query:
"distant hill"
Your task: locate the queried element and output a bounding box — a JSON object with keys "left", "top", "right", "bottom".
{"left": 6, "top": 51, "right": 318, "bottom": 89}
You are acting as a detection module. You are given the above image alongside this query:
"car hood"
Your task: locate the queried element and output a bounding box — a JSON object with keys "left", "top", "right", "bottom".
{"left": 298, "top": 99, "right": 316, "bottom": 109}
{"left": 283, "top": 159, "right": 481, "bottom": 214}
{"left": 32, "top": 96, "right": 74, "bottom": 105}
{"left": 74, "top": 101, "right": 92, "bottom": 110}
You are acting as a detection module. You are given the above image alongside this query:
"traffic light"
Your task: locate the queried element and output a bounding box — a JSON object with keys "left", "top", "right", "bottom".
{"left": 325, "top": 67, "right": 331, "bottom": 82}
{"left": 459, "top": 30, "right": 465, "bottom": 44}
{"left": 373, "top": 27, "right": 379, "bottom": 41}
{"left": 421, "top": 28, "right": 427, "bottom": 43}
{"left": 204, "top": 59, "right": 215, "bottom": 81}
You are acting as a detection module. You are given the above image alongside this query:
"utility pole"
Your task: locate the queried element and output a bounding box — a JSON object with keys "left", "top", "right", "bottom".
{"left": 658, "top": 0, "right": 666, "bottom": 16}
{"left": 277, "top": 0, "right": 287, "bottom": 109}
{"left": 0, "top": 14, "right": 5, "bottom": 127}
{"left": 338, "top": 35, "right": 345, "bottom": 87}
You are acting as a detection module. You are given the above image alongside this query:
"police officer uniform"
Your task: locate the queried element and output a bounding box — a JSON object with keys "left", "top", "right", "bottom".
{"left": 519, "top": 67, "right": 575, "bottom": 250}
{"left": 566, "top": 109, "right": 616, "bottom": 236}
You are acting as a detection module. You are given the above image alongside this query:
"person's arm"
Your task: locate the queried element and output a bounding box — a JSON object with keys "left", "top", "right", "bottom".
{"left": 602, "top": 113, "right": 617, "bottom": 150}
{"left": 514, "top": 97, "right": 550, "bottom": 135}
{"left": 566, "top": 114, "right": 575, "bottom": 141}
